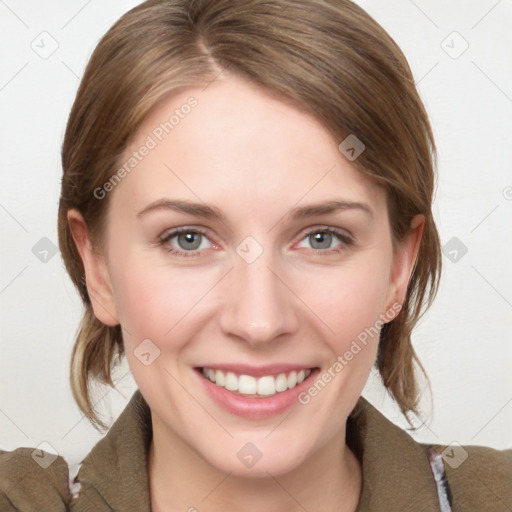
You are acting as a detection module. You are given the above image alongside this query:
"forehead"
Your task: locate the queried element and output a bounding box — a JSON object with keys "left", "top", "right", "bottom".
{"left": 110, "top": 74, "right": 385, "bottom": 220}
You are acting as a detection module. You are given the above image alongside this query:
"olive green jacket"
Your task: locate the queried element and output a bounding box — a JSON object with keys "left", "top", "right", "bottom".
{"left": 1, "top": 390, "right": 511, "bottom": 511}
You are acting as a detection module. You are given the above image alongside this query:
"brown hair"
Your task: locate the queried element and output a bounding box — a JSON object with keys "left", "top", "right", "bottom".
{"left": 59, "top": 0, "right": 441, "bottom": 430}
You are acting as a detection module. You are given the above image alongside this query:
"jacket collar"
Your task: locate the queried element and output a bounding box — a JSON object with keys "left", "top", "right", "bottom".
{"left": 74, "top": 391, "right": 152, "bottom": 511}
{"left": 74, "top": 390, "right": 441, "bottom": 511}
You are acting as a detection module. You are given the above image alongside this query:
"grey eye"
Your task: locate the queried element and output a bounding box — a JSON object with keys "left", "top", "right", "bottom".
{"left": 308, "top": 232, "right": 333, "bottom": 250}
{"left": 177, "top": 232, "right": 203, "bottom": 250}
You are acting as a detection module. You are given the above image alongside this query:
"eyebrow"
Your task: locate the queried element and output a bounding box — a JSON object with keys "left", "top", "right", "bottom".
{"left": 137, "top": 198, "right": 373, "bottom": 222}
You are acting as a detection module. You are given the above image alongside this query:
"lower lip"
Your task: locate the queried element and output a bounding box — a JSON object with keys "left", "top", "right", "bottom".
{"left": 194, "top": 367, "right": 320, "bottom": 419}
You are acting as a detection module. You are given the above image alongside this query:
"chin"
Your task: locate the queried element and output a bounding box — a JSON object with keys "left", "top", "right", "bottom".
{"left": 200, "top": 439, "right": 310, "bottom": 478}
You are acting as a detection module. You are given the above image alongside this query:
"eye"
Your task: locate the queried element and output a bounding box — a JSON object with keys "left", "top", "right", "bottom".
{"left": 158, "top": 226, "right": 353, "bottom": 257}
{"left": 296, "top": 227, "right": 353, "bottom": 253}
{"left": 159, "top": 227, "right": 215, "bottom": 257}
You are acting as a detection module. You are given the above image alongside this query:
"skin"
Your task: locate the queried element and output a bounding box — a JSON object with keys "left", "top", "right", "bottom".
{"left": 68, "top": 73, "right": 424, "bottom": 512}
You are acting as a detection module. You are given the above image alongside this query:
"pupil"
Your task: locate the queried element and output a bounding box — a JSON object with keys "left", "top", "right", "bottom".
{"left": 311, "top": 232, "right": 331, "bottom": 249}
{"left": 178, "top": 232, "right": 201, "bottom": 250}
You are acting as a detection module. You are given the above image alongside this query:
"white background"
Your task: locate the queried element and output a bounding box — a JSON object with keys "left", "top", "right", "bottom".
{"left": 1, "top": 0, "right": 511, "bottom": 469}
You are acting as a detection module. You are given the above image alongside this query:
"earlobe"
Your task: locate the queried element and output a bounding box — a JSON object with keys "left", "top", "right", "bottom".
{"left": 67, "top": 209, "right": 120, "bottom": 326}
{"left": 385, "top": 214, "right": 425, "bottom": 314}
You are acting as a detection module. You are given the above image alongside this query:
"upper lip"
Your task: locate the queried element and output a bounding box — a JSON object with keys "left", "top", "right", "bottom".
{"left": 196, "top": 364, "right": 317, "bottom": 378}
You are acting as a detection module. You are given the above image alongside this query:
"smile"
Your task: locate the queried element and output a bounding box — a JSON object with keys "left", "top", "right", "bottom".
{"left": 200, "top": 367, "right": 313, "bottom": 397}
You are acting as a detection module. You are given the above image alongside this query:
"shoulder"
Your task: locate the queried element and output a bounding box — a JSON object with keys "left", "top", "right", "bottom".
{"left": 0, "top": 447, "right": 72, "bottom": 511}
{"left": 428, "top": 442, "right": 512, "bottom": 511}
{"left": 0, "top": 391, "right": 152, "bottom": 512}
{"left": 351, "top": 397, "right": 512, "bottom": 511}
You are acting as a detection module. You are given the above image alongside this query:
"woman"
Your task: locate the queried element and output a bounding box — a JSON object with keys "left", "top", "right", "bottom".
{"left": 1, "top": 0, "right": 510, "bottom": 510}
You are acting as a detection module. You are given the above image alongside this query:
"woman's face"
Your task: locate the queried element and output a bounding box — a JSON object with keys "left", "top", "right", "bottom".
{"left": 73, "top": 74, "right": 420, "bottom": 477}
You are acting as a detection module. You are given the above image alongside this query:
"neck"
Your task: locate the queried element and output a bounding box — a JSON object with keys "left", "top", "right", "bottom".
{"left": 148, "top": 416, "right": 362, "bottom": 512}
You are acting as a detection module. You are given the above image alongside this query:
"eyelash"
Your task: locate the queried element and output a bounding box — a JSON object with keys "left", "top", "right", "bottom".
{"left": 158, "top": 226, "right": 353, "bottom": 258}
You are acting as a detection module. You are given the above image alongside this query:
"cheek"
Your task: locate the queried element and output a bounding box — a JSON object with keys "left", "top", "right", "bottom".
{"left": 294, "top": 254, "right": 392, "bottom": 349}
{"left": 110, "top": 253, "right": 218, "bottom": 346}
{"left": 111, "top": 259, "right": 221, "bottom": 395}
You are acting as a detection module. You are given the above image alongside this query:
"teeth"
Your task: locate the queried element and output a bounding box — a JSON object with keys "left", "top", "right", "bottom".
{"left": 239, "top": 375, "right": 257, "bottom": 395}
{"left": 225, "top": 371, "right": 238, "bottom": 391}
{"left": 257, "top": 375, "right": 276, "bottom": 396}
{"left": 215, "top": 369, "right": 225, "bottom": 386}
{"left": 201, "top": 367, "right": 312, "bottom": 397}
{"left": 275, "top": 373, "right": 288, "bottom": 392}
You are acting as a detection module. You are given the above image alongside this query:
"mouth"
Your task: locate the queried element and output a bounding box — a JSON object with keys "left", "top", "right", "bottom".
{"left": 195, "top": 366, "right": 318, "bottom": 398}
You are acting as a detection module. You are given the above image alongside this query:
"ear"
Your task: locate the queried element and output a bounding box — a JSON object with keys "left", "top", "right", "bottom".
{"left": 67, "top": 209, "right": 119, "bottom": 326}
{"left": 383, "top": 214, "right": 425, "bottom": 318}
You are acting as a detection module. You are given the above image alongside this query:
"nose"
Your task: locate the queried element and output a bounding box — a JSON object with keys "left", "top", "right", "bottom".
{"left": 218, "top": 247, "right": 299, "bottom": 347}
